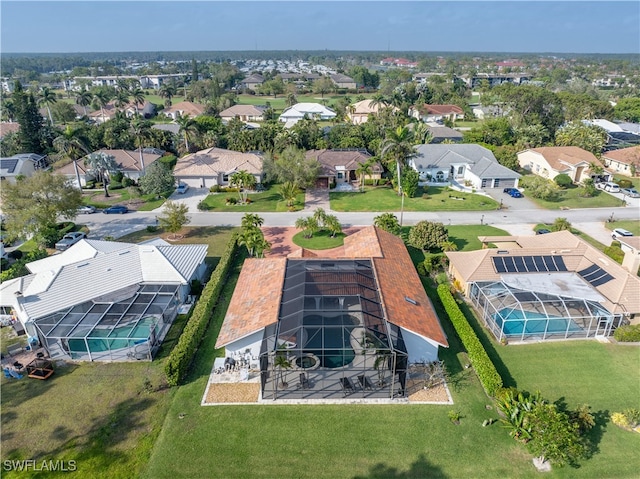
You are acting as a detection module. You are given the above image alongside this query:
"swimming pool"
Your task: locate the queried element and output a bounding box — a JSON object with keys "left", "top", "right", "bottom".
{"left": 494, "top": 308, "right": 583, "bottom": 336}
{"left": 303, "top": 314, "right": 357, "bottom": 368}
{"left": 68, "top": 317, "right": 156, "bottom": 353}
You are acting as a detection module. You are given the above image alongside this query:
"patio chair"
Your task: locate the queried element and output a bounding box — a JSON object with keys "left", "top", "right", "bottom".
{"left": 299, "top": 372, "right": 310, "bottom": 389}
{"left": 340, "top": 377, "right": 355, "bottom": 396}
{"left": 357, "top": 374, "right": 374, "bottom": 391}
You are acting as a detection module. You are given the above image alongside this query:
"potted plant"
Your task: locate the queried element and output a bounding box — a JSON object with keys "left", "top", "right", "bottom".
{"left": 274, "top": 353, "right": 292, "bottom": 389}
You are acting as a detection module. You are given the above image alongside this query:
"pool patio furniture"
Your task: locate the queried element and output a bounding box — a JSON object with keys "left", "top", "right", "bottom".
{"left": 340, "top": 377, "right": 356, "bottom": 396}
{"left": 25, "top": 358, "right": 54, "bottom": 380}
{"left": 357, "top": 374, "right": 375, "bottom": 391}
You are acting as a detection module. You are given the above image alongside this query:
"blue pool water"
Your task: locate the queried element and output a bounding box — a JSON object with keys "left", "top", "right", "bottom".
{"left": 494, "top": 308, "right": 583, "bottom": 336}
{"left": 68, "top": 318, "right": 155, "bottom": 353}
{"left": 303, "top": 314, "right": 357, "bottom": 368}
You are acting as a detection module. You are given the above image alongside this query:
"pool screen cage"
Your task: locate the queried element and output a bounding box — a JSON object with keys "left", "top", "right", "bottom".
{"left": 32, "top": 284, "right": 181, "bottom": 361}
{"left": 469, "top": 281, "right": 623, "bottom": 342}
{"left": 259, "top": 259, "right": 409, "bottom": 400}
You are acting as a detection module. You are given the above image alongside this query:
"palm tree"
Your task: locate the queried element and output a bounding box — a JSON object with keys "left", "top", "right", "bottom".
{"left": 295, "top": 216, "right": 319, "bottom": 239}
{"left": 93, "top": 90, "right": 111, "bottom": 124}
{"left": 175, "top": 113, "right": 197, "bottom": 152}
{"left": 130, "top": 87, "right": 145, "bottom": 115}
{"left": 323, "top": 214, "right": 342, "bottom": 238}
{"left": 85, "top": 152, "right": 119, "bottom": 197}
{"left": 75, "top": 90, "right": 92, "bottom": 116}
{"left": 368, "top": 93, "right": 389, "bottom": 112}
{"left": 114, "top": 90, "right": 130, "bottom": 110}
{"left": 278, "top": 181, "right": 298, "bottom": 208}
{"left": 241, "top": 213, "right": 264, "bottom": 230}
{"left": 159, "top": 83, "right": 177, "bottom": 108}
{"left": 274, "top": 353, "right": 292, "bottom": 389}
{"left": 380, "top": 126, "right": 416, "bottom": 225}
{"left": 356, "top": 158, "right": 374, "bottom": 192}
{"left": 553, "top": 217, "right": 572, "bottom": 232}
{"left": 413, "top": 122, "right": 434, "bottom": 145}
{"left": 53, "top": 125, "right": 89, "bottom": 189}
{"left": 130, "top": 117, "right": 152, "bottom": 174}
{"left": 230, "top": 170, "right": 256, "bottom": 204}
{"left": 440, "top": 240, "right": 458, "bottom": 252}
{"left": 39, "top": 86, "right": 57, "bottom": 125}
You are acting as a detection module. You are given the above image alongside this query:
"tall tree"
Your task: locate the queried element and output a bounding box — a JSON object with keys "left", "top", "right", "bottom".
{"left": 229, "top": 170, "right": 256, "bottom": 204}
{"left": 158, "top": 200, "right": 191, "bottom": 240}
{"left": 38, "top": 86, "right": 57, "bottom": 125}
{"left": 263, "top": 146, "right": 320, "bottom": 189}
{"left": 0, "top": 171, "right": 82, "bottom": 247}
{"left": 138, "top": 162, "right": 175, "bottom": 196}
{"left": 130, "top": 117, "right": 152, "bottom": 174}
{"left": 312, "top": 76, "right": 335, "bottom": 99}
{"left": 93, "top": 89, "right": 111, "bottom": 124}
{"left": 85, "top": 152, "right": 119, "bottom": 197}
{"left": 380, "top": 126, "right": 416, "bottom": 225}
{"left": 75, "top": 89, "right": 93, "bottom": 116}
{"left": 13, "top": 81, "right": 45, "bottom": 153}
{"left": 129, "top": 87, "right": 145, "bottom": 115}
{"left": 555, "top": 121, "right": 608, "bottom": 157}
{"left": 175, "top": 113, "right": 197, "bottom": 152}
{"left": 159, "top": 83, "right": 177, "bottom": 108}
{"left": 355, "top": 158, "right": 375, "bottom": 192}
{"left": 53, "top": 125, "right": 89, "bottom": 189}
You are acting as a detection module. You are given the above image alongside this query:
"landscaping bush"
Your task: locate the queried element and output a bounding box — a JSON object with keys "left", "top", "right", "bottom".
{"left": 604, "top": 244, "right": 624, "bottom": 264}
{"left": 108, "top": 181, "right": 123, "bottom": 190}
{"left": 416, "top": 262, "right": 427, "bottom": 276}
{"left": 225, "top": 197, "right": 237, "bottom": 205}
{"left": 613, "top": 324, "right": 640, "bottom": 342}
{"left": 146, "top": 225, "right": 158, "bottom": 233}
{"left": 554, "top": 174, "right": 573, "bottom": 188}
{"left": 437, "top": 284, "right": 503, "bottom": 396}
{"left": 197, "top": 201, "right": 212, "bottom": 211}
{"left": 164, "top": 233, "right": 239, "bottom": 386}
{"left": 0, "top": 249, "right": 48, "bottom": 282}
{"left": 209, "top": 185, "right": 222, "bottom": 193}
{"left": 122, "top": 177, "right": 135, "bottom": 187}
{"left": 617, "top": 178, "right": 632, "bottom": 189}
{"left": 159, "top": 154, "right": 177, "bottom": 169}
{"left": 7, "top": 250, "right": 23, "bottom": 260}
{"left": 85, "top": 181, "right": 96, "bottom": 189}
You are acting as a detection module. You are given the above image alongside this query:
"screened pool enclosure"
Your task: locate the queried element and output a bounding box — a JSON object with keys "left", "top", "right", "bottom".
{"left": 469, "top": 278, "right": 623, "bottom": 342}
{"left": 259, "top": 259, "right": 409, "bottom": 400}
{"left": 33, "top": 284, "right": 181, "bottom": 361}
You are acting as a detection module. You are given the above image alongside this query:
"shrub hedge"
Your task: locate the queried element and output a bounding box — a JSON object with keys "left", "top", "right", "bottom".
{"left": 437, "top": 284, "right": 503, "bottom": 396}
{"left": 164, "top": 233, "right": 239, "bottom": 386}
{"left": 613, "top": 324, "right": 640, "bottom": 342}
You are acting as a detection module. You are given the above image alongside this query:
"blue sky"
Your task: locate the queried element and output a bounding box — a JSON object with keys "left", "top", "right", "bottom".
{"left": 1, "top": 1, "right": 638, "bottom": 54}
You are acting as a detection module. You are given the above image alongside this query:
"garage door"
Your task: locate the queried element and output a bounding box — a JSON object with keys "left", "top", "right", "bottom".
{"left": 497, "top": 178, "right": 516, "bottom": 188}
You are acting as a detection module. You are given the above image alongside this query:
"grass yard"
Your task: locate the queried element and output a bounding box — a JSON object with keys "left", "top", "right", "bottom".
{"left": 292, "top": 230, "right": 345, "bottom": 249}
{"left": 82, "top": 188, "right": 172, "bottom": 211}
{"left": 605, "top": 220, "right": 640, "bottom": 235}
{"left": 0, "top": 227, "right": 236, "bottom": 479}
{"left": 522, "top": 182, "right": 624, "bottom": 210}
{"left": 198, "top": 184, "right": 304, "bottom": 212}
{"left": 330, "top": 186, "right": 499, "bottom": 212}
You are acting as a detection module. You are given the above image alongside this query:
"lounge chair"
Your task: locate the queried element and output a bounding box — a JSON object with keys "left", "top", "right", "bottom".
{"left": 357, "top": 374, "right": 374, "bottom": 391}
{"left": 299, "top": 372, "right": 310, "bottom": 389}
{"left": 340, "top": 377, "right": 355, "bottom": 396}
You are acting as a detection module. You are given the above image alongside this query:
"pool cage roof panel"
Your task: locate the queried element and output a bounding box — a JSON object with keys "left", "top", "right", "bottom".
{"left": 34, "top": 283, "right": 181, "bottom": 340}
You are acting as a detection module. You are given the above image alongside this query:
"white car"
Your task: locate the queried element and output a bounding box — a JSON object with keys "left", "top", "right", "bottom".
{"left": 55, "top": 232, "right": 87, "bottom": 251}
{"left": 602, "top": 182, "right": 620, "bottom": 193}
{"left": 77, "top": 205, "right": 97, "bottom": 214}
{"left": 612, "top": 228, "right": 633, "bottom": 239}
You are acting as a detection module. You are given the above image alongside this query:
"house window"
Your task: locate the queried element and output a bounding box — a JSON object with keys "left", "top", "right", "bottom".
{"left": 528, "top": 162, "right": 533, "bottom": 170}
{"left": 535, "top": 165, "right": 540, "bottom": 172}
{"left": 337, "top": 172, "right": 343, "bottom": 179}
{"left": 481, "top": 179, "right": 487, "bottom": 188}
{"left": 222, "top": 174, "right": 229, "bottom": 183}
{"left": 457, "top": 166, "right": 464, "bottom": 175}
{"left": 494, "top": 179, "right": 500, "bottom": 187}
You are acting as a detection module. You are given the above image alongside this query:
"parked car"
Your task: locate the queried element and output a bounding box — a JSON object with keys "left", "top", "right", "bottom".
{"left": 503, "top": 187, "right": 523, "bottom": 198}
{"left": 536, "top": 228, "right": 552, "bottom": 235}
{"left": 55, "top": 231, "right": 87, "bottom": 251}
{"left": 175, "top": 183, "right": 189, "bottom": 194}
{"left": 602, "top": 182, "right": 620, "bottom": 193}
{"left": 612, "top": 228, "right": 634, "bottom": 239}
{"left": 620, "top": 188, "right": 640, "bottom": 198}
{"left": 103, "top": 205, "right": 129, "bottom": 214}
{"left": 77, "top": 205, "right": 97, "bottom": 214}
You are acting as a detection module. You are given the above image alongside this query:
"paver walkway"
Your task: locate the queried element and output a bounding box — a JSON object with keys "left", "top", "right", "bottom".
{"left": 262, "top": 226, "right": 362, "bottom": 257}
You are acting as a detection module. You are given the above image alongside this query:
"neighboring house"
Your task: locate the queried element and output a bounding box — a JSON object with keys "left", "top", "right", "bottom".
{"left": 601, "top": 146, "right": 640, "bottom": 177}
{"left": 409, "top": 144, "right": 521, "bottom": 189}
{"left": 162, "top": 101, "right": 206, "bottom": 120}
{"left": 305, "top": 149, "right": 382, "bottom": 188}
{"left": 88, "top": 104, "right": 118, "bottom": 124}
{"left": 330, "top": 73, "right": 357, "bottom": 89}
{"left": 138, "top": 74, "right": 186, "bottom": 90}
{"left": 219, "top": 104, "right": 266, "bottom": 122}
{"left": 616, "top": 122, "right": 640, "bottom": 135}
{"left": 55, "top": 149, "right": 162, "bottom": 187}
{"left": 89, "top": 101, "right": 155, "bottom": 123}
{"left": 173, "top": 147, "right": 264, "bottom": 188}
{"left": 0, "top": 238, "right": 208, "bottom": 361}
{"left": 347, "top": 99, "right": 398, "bottom": 125}
{"left": 446, "top": 231, "right": 639, "bottom": 343}
{"left": 152, "top": 123, "right": 180, "bottom": 135}
{"left": 425, "top": 126, "right": 463, "bottom": 144}
{"left": 0, "top": 122, "right": 20, "bottom": 139}
{"left": 214, "top": 226, "right": 448, "bottom": 401}
{"left": 517, "top": 146, "right": 608, "bottom": 183}
{"left": 0, "top": 154, "right": 47, "bottom": 183}
{"left": 613, "top": 236, "right": 640, "bottom": 274}
{"left": 461, "top": 73, "right": 532, "bottom": 88}
{"left": 279, "top": 103, "right": 336, "bottom": 126}
{"left": 240, "top": 74, "right": 264, "bottom": 91}
{"left": 409, "top": 104, "right": 464, "bottom": 123}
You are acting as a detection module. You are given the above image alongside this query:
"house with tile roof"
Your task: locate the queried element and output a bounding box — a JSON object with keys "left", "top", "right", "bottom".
{"left": 409, "top": 144, "right": 521, "bottom": 189}
{"left": 0, "top": 238, "right": 208, "bottom": 361}
{"left": 173, "top": 147, "right": 264, "bottom": 189}
{"left": 162, "top": 101, "right": 206, "bottom": 120}
{"left": 446, "top": 231, "right": 638, "bottom": 343}
{"left": 409, "top": 104, "right": 464, "bottom": 123}
{"left": 54, "top": 149, "right": 162, "bottom": 187}
{"left": 0, "top": 122, "right": 20, "bottom": 139}
{"left": 240, "top": 74, "right": 264, "bottom": 91}
{"left": 279, "top": 103, "right": 336, "bottom": 126}
{"left": 347, "top": 100, "right": 399, "bottom": 125}
{"left": 219, "top": 104, "right": 267, "bottom": 122}
{"left": 215, "top": 226, "right": 448, "bottom": 401}
{"left": 330, "top": 73, "right": 356, "bottom": 89}
{"left": 517, "top": 146, "right": 608, "bottom": 183}
{"left": 425, "top": 126, "right": 464, "bottom": 144}
{"left": 601, "top": 146, "right": 640, "bottom": 177}
{"left": 305, "top": 149, "right": 382, "bottom": 188}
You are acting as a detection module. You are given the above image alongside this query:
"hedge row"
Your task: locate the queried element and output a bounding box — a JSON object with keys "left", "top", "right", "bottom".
{"left": 437, "top": 284, "right": 503, "bottom": 396}
{"left": 164, "top": 233, "right": 239, "bottom": 386}
{"left": 613, "top": 324, "right": 640, "bottom": 342}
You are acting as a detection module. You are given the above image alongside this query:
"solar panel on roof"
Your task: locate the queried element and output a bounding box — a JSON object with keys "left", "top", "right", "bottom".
{"left": 590, "top": 274, "right": 614, "bottom": 287}
{"left": 578, "top": 264, "right": 614, "bottom": 287}
{"left": 579, "top": 264, "right": 599, "bottom": 277}
{"left": 533, "top": 256, "right": 546, "bottom": 271}
{"left": 503, "top": 256, "right": 516, "bottom": 272}
{"left": 524, "top": 256, "right": 537, "bottom": 272}
{"left": 514, "top": 256, "right": 526, "bottom": 271}
{"left": 542, "top": 256, "right": 557, "bottom": 271}
{"left": 0, "top": 158, "right": 18, "bottom": 173}
{"left": 493, "top": 257, "right": 507, "bottom": 273}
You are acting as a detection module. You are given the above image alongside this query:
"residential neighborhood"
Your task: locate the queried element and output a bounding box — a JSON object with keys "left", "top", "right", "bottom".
{"left": 1, "top": 8, "right": 639, "bottom": 477}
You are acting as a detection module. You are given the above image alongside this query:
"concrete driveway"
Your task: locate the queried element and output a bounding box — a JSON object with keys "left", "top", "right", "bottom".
{"left": 484, "top": 188, "right": 542, "bottom": 211}
{"left": 157, "top": 186, "right": 210, "bottom": 213}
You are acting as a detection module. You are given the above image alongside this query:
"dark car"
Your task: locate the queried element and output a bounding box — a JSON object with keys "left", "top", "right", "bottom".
{"left": 103, "top": 205, "right": 129, "bottom": 214}
{"left": 536, "top": 228, "right": 551, "bottom": 235}
{"left": 503, "top": 187, "right": 523, "bottom": 198}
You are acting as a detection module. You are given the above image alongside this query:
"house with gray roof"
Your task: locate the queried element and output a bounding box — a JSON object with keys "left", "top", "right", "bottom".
{"left": 409, "top": 144, "right": 520, "bottom": 190}
{"left": 0, "top": 238, "right": 208, "bottom": 362}
{"left": 0, "top": 153, "right": 48, "bottom": 183}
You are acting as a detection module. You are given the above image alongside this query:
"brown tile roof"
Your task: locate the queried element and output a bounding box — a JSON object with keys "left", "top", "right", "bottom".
{"left": 602, "top": 146, "right": 640, "bottom": 166}
{"left": 446, "top": 230, "right": 640, "bottom": 315}
{"left": 55, "top": 149, "right": 161, "bottom": 175}
{"left": 343, "top": 227, "right": 383, "bottom": 258}
{"left": 173, "top": 147, "right": 263, "bottom": 178}
{"left": 525, "top": 147, "right": 601, "bottom": 171}
{"left": 163, "top": 101, "right": 206, "bottom": 117}
{"left": 0, "top": 122, "right": 20, "bottom": 138}
{"left": 305, "top": 149, "right": 382, "bottom": 177}
{"left": 215, "top": 258, "right": 286, "bottom": 348}
{"left": 219, "top": 105, "right": 266, "bottom": 118}
{"left": 420, "top": 104, "right": 464, "bottom": 115}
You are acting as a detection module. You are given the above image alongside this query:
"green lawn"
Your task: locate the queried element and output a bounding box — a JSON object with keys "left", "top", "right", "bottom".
{"left": 605, "top": 220, "right": 640, "bottom": 235}
{"left": 0, "top": 227, "right": 236, "bottom": 479}
{"left": 82, "top": 188, "right": 172, "bottom": 211}
{"left": 292, "top": 230, "right": 345, "bottom": 250}
{"left": 522, "top": 182, "right": 624, "bottom": 210}
{"left": 330, "top": 186, "right": 499, "bottom": 212}
{"left": 198, "top": 184, "right": 304, "bottom": 212}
